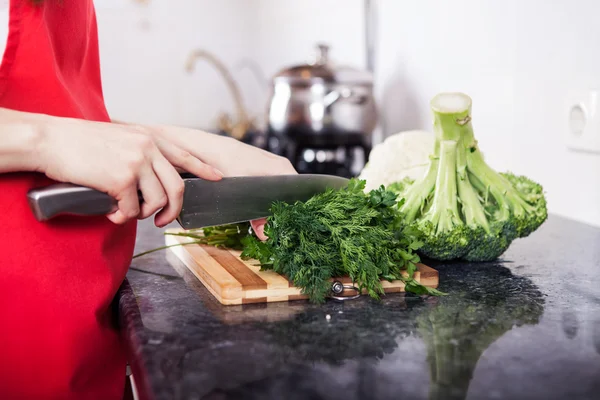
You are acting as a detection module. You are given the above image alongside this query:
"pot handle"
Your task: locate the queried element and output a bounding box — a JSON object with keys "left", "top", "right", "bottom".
{"left": 323, "top": 88, "right": 353, "bottom": 107}
{"left": 323, "top": 88, "right": 369, "bottom": 107}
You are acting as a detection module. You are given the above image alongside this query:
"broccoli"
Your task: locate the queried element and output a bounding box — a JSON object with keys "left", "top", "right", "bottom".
{"left": 389, "top": 92, "right": 547, "bottom": 262}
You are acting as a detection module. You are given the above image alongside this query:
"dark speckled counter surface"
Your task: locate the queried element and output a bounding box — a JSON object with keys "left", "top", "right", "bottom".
{"left": 117, "top": 215, "right": 600, "bottom": 400}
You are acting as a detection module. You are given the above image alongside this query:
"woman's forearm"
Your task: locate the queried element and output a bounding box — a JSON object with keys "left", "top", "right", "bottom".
{"left": 0, "top": 108, "right": 44, "bottom": 174}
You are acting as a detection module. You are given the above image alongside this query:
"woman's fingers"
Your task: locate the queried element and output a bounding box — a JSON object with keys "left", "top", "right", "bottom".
{"left": 104, "top": 135, "right": 223, "bottom": 228}
{"left": 151, "top": 153, "right": 186, "bottom": 228}
{"left": 107, "top": 183, "right": 140, "bottom": 225}
{"left": 154, "top": 136, "right": 223, "bottom": 181}
{"left": 250, "top": 219, "right": 268, "bottom": 241}
{"left": 137, "top": 166, "right": 168, "bottom": 220}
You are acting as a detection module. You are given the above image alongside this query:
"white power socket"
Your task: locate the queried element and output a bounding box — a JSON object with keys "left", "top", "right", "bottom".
{"left": 565, "top": 89, "right": 600, "bottom": 154}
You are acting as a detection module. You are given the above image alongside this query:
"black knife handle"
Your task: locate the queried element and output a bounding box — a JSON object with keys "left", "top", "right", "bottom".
{"left": 27, "top": 183, "right": 144, "bottom": 222}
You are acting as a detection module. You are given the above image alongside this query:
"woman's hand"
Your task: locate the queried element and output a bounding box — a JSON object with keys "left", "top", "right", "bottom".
{"left": 1, "top": 108, "right": 294, "bottom": 236}
{"left": 139, "top": 124, "right": 298, "bottom": 240}
{"left": 34, "top": 116, "right": 222, "bottom": 227}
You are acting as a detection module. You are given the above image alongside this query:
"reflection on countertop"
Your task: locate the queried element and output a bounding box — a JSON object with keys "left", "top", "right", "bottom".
{"left": 118, "top": 215, "right": 600, "bottom": 400}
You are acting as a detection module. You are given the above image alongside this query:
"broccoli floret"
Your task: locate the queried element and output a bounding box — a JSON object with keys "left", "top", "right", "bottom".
{"left": 462, "top": 223, "right": 516, "bottom": 262}
{"left": 389, "top": 92, "right": 548, "bottom": 262}
{"left": 501, "top": 172, "right": 548, "bottom": 237}
{"left": 418, "top": 221, "right": 473, "bottom": 260}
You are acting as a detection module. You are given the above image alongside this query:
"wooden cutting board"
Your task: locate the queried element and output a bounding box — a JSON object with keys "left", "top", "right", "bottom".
{"left": 165, "top": 228, "right": 439, "bottom": 305}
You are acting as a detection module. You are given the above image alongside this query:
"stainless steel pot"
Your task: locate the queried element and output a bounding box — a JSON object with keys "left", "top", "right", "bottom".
{"left": 266, "top": 44, "right": 377, "bottom": 145}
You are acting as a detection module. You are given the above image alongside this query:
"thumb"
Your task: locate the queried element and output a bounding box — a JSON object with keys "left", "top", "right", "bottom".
{"left": 250, "top": 219, "right": 268, "bottom": 241}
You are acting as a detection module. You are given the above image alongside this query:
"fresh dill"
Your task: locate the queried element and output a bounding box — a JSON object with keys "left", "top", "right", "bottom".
{"left": 238, "top": 179, "right": 444, "bottom": 303}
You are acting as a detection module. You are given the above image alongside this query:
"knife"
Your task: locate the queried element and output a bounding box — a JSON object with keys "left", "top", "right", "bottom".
{"left": 26, "top": 173, "right": 350, "bottom": 229}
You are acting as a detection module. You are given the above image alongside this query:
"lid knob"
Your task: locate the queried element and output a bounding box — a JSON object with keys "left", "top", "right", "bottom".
{"left": 315, "top": 43, "right": 330, "bottom": 65}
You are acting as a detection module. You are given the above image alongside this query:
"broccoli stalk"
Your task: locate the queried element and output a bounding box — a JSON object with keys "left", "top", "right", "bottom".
{"left": 456, "top": 138, "right": 489, "bottom": 232}
{"left": 466, "top": 149, "right": 544, "bottom": 237}
{"left": 415, "top": 140, "right": 472, "bottom": 259}
{"left": 397, "top": 157, "right": 438, "bottom": 223}
{"left": 428, "top": 140, "right": 461, "bottom": 233}
{"left": 392, "top": 92, "right": 547, "bottom": 262}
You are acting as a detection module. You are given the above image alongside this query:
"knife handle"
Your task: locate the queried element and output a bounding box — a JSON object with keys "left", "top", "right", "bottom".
{"left": 27, "top": 183, "right": 143, "bottom": 222}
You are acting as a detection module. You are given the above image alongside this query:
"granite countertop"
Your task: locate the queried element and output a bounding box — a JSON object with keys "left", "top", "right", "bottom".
{"left": 118, "top": 215, "right": 600, "bottom": 400}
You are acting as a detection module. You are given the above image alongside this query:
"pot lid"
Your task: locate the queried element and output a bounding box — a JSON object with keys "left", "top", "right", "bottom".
{"left": 273, "top": 43, "right": 373, "bottom": 85}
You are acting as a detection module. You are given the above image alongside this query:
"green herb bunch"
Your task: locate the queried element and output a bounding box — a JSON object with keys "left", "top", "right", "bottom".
{"left": 238, "top": 179, "right": 444, "bottom": 303}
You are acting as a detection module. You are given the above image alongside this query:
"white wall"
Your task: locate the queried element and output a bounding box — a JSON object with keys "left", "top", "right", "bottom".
{"left": 93, "top": 0, "right": 600, "bottom": 227}
{"left": 95, "top": 0, "right": 258, "bottom": 130}
{"left": 253, "top": 0, "right": 366, "bottom": 76}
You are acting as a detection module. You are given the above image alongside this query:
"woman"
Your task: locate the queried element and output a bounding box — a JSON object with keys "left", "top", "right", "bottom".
{"left": 0, "top": 0, "right": 295, "bottom": 398}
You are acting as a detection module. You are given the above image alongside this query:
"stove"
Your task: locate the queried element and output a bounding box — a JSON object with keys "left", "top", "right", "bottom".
{"left": 267, "top": 130, "right": 371, "bottom": 178}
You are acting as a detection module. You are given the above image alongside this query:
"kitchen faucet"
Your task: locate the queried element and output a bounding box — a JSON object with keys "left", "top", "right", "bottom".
{"left": 184, "top": 49, "right": 254, "bottom": 141}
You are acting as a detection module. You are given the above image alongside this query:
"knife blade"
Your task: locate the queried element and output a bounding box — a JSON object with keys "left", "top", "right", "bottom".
{"left": 26, "top": 173, "right": 350, "bottom": 228}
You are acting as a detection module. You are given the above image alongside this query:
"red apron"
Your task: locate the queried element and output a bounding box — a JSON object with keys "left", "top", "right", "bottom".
{"left": 0, "top": 1, "right": 136, "bottom": 399}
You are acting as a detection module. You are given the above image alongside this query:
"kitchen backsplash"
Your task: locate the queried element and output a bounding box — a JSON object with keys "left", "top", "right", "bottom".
{"left": 96, "top": 0, "right": 599, "bottom": 227}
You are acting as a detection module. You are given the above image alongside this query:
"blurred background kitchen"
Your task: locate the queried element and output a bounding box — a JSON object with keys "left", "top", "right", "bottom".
{"left": 95, "top": 0, "right": 600, "bottom": 228}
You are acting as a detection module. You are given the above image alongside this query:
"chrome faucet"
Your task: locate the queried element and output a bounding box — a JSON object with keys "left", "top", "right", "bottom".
{"left": 185, "top": 49, "right": 254, "bottom": 140}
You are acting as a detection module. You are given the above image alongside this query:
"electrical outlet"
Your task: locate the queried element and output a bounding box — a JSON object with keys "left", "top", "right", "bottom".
{"left": 565, "top": 89, "right": 600, "bottom": 154}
